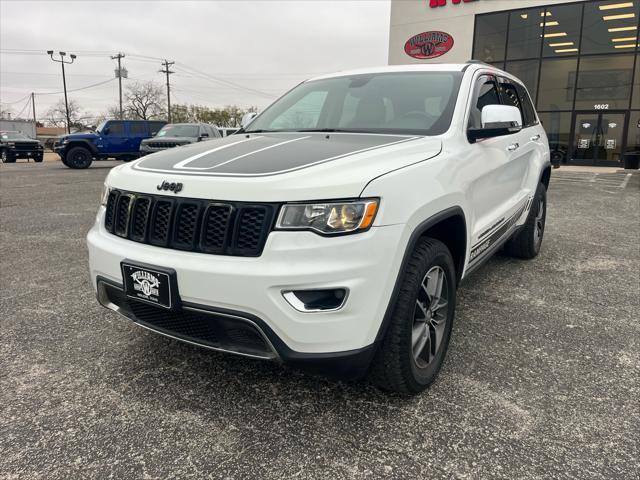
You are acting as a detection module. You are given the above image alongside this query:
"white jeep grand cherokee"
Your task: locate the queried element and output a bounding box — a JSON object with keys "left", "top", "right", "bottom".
{"left": 88, "top": 63, "right": 550, "bottom": 394}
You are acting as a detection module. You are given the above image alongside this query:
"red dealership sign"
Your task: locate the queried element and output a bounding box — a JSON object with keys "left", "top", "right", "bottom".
{"left": 404, "top": 31, "right": 454, "bottom": 59}
{"left": 430, "top": 0, "right": 477, "bottom": 7}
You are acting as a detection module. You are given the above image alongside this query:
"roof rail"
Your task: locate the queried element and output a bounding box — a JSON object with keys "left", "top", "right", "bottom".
{"left": 466, "top": 59, "right": 492, "bottom": 66}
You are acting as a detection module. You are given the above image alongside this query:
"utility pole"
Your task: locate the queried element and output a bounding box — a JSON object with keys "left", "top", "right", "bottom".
{"left": 31, "top": 92, "right": 36, "bottom": 124}
{"left": 47, "top": 50, "right": 76, "bottom": 134}
{"left": 111, "top": 52, "right": 126, "bottom": 119}
{"left": 160, "top": 59, "right": 174, "bottom": 123}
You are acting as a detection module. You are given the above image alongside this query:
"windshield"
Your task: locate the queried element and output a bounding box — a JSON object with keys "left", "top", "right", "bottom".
{"left": 95, "top": 121, "right": 107, "bottom": 134}
{"left": 1, "top": 132, "right": 28, "bottom": 140}
{"left": 245, "top": 71, "right": 463, "bottom": 136}
{"left": 156, "top": 125, "right": 199, "bottom": 138}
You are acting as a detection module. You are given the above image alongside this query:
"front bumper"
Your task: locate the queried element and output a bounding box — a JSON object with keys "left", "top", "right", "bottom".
{"left": 53, "top": 145, "right": 66, "bottom": 157}
{"left": 6, "top": 148, "right": 43, "bottom": 159}
{"left": 87, "top": 206, "right": 407, "bottom": 359}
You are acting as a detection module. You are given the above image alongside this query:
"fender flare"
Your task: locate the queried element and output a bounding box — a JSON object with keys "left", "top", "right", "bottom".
{"left": 373, "top": 206, "right": 467, "bottom": 345}
{"left": 65, "top": 139, "right": 98, "bottom": 155}
{"left": 539, "top": 162, "right": 552, "bottom": 189}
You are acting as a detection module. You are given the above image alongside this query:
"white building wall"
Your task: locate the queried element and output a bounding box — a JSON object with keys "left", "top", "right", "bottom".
{"left": 389, "top": 0, "right": 583, "bottom": 65}
{"left": 0, "top": 119, "right": 37, "bottom": 138}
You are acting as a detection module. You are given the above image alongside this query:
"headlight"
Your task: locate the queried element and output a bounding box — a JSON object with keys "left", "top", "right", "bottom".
{"left": 62, "top": 139, "right": 69, "bottom": 144}
{"left": 100, "top": 184, "right": 110, "bottom": 206}
{"left": 276, "top": 199, "right": 378, "bottom": 235}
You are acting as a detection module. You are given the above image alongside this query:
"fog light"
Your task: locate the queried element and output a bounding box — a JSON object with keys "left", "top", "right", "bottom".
{"left": 282, "top": 288, "right": 348, "bottom": 312}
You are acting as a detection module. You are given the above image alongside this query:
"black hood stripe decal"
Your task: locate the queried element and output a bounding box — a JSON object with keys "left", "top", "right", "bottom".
{"left": 180, "top": 135, "right": 311, "bottom": 171}
{"left": 133, "top": 133, "right": 419, "bottom": 177}
{"left": 172, "top": 135, "right": 263, "bottom": 169}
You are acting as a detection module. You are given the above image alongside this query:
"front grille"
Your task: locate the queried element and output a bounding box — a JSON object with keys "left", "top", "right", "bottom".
{"left": 14, "top": 143, "right": 40, "bottom": 151}
{"left": 100, "top": 282, "right": 275, "bottom": 358}
{"left": 147, "top": 142, "right": 186, "bottom": 149}
{"left": 104, "top": 189, "right": 276, "bottom": 257}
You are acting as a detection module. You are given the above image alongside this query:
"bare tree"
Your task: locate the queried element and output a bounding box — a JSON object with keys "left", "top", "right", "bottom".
{"left": 45, "top": 99, "right": 86, "bottom": 129}
{"left": 124, "top": 82, "right": 166, "bottom": 120}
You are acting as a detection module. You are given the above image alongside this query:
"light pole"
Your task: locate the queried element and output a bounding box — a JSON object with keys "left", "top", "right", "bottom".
{"left": 47, "top": 50, "right": 76, "bottom": 134}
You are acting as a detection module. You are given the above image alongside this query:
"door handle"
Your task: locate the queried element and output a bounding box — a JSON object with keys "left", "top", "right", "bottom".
{"left": 507, "top": 143, "right": 519, "bottom": 151}
{"left": 530, "top": 134, "right": 541, "bottom": 141}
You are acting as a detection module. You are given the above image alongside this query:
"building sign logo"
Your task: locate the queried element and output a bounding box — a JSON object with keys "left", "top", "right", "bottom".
{"left": 404, "top": 31, "right": 454, "bottom": 59}
{"left": 429, "top": 0, "right": 477, "bottom": 8}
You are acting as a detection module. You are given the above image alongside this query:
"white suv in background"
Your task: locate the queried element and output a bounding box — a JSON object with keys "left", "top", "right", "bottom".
{"left": 88, "top": 62, "right": 550, "bottom": 394}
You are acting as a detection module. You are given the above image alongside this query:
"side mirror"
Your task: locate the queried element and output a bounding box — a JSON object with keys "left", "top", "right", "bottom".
{"left": 199, "top": 132, "right": 209, "bottom": 139}
{"left": 468, "top": 105, "right": 522, "bottom": 143}
{"left": 241, "top": 112, "right": 258, "bottom": 129}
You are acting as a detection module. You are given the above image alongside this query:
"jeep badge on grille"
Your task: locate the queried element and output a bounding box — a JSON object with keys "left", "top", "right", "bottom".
{"left": 157, "top": 180, "right": 183, "bottom": 193}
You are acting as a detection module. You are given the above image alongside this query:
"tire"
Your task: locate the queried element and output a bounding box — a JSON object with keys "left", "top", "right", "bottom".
{"left": 34, "top": 155, "right": 43, "bottom": 163}
{"left": 1, "top": 149, "right": 15, "bottom": 163}
{"left": 370, "top": 238, "right": 457, "bottom": 394}
{"left": 65, "top": 146, "right": 93, "bottom": 169}
{"left": 504, "top": 183, "right": 547, "bottom": 259}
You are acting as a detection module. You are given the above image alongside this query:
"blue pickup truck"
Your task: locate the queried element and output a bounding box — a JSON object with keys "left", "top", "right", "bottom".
{"left": 55, "top": 119, "right": 166, "bottom": 169}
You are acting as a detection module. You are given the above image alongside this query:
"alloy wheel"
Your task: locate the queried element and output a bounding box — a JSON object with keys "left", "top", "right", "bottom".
{"left": 412, "top": 266, "right": 449, "bottom": 368}
{"left": 534, "top": 199, "right": 545, "bottom": 246}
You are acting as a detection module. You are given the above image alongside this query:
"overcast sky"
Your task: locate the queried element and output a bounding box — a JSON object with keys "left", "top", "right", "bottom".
{"left": 0, "top": 0, "right": 391, "bottom": 122}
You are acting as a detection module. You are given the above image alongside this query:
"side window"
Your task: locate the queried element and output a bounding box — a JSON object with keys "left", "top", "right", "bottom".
{"left": 468, "top": 75, "right": 501, "bottom": 129}
{"left": 150, "top": 122, "right": 164, "bottom": 136}
{"left": 515, "top": 83, "right": 538, "bottom": 128}
{"left": 130, "top": 122, "right": 146, "bottom": 136}
{"left": 498, "top": 77, "right": 524, "bottom": 126}
{"left": 107, "top": 122, "right": 124, "bottom": 136}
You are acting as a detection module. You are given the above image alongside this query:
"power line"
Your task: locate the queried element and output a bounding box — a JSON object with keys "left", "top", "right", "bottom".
{"left": 34, "top": 78, "right": 116, "bottom": 96}
{"left": 0, "top": 93, "right": 31, "bottom": 105}
{"left": 174, "top": 62, "right": 277, "bottom": 99}
{"left": 13, "top": 95, "right": 32, "bottom": 119}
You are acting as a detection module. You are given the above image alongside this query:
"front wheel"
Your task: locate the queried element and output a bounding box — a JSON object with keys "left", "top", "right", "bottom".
{"left": 370, "top": 238, "right": 456, "bottom": 394}
{"left": 65, "top": 146, "right": 93, "bottom": 169}
{"left": 1, "top": 149, "right": 15, "bottom": 163}
{"left": 504, "top": 183, "right": 547, "bottom": 259}
{"left": 34, "top": 155, "right": 43, "bottom": 163}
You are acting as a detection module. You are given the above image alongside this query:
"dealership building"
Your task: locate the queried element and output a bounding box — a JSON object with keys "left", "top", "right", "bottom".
{"left": 389, "top": 0, "right": 640, "bottom": 168}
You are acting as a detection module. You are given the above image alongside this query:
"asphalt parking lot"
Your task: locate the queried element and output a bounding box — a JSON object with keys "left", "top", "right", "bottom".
{"left": 1, "top": 160, "right": 638, "bottom": 479}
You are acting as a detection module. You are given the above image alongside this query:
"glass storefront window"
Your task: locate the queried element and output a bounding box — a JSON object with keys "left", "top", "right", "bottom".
{"left": 575, "top": 54, "right": 635, "bottom": 110}
{"left": 473, "top": 12, "right": 508, "bottom": 63}
{"left": 507, "top": 8, "right": 544, "bottom": 60}
{"left": 632, "top": 55, "right": 640, "bottom": 109}
{"left": 542, "top": 3, "right": 583, "bottom": 57}
{"left": 625, "top": 111, "right": 640, "bottom": 168}
{"left": 581, "top": 0, "right": 640, "bottom": 55}
{"left": 473, "top": 1, "right": 640, "bottom": 168}
{"left": 539, "top": 111, "right": 572, "bottom": 164}
{"left": 505, "top": 60, "right": 540, "bottom": 104}
{"left": 537, "top": 58, "right": 577, "bottom": 111}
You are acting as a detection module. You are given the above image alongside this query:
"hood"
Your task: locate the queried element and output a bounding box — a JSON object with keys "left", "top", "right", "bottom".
{"left": 8, "top": 138, "right": 40, "bottom": 144}
{"left": 141, "top": 136, "right": 196, "bottom": 145}
{"left": 65, "top": 132, "right": 98, "bottom": 141}
{"left": 108, "top": 132, "right": 442, "bottom": 202}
